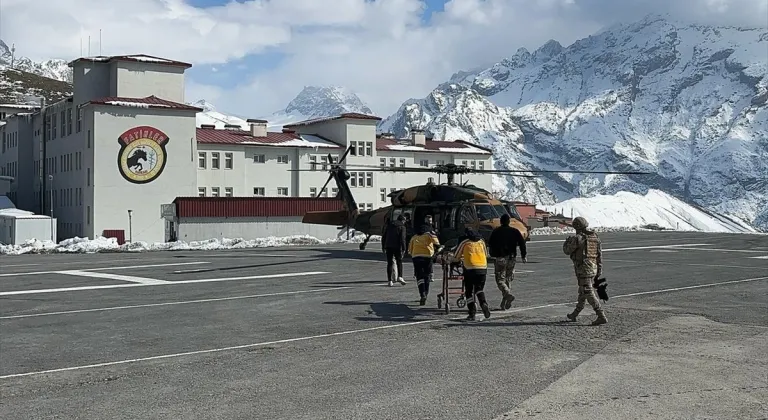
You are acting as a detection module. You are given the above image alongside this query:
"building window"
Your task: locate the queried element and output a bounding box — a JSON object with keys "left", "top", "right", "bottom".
{"left": 225, "top": 153, "right": 233, "bottom": 169}
{"left": 349, "top": 141, "right": 357, "bottom": 156}
{"left": 359, "top": 203, "right": 365, "bottom": 210}
{"left": 320, "top": 155, "right": 328, "bottom": 171}
{"left": 379, "top": 157, "right": 386, "bottom": 167}
{"left": 310, "top": 187, "right": 317, "bottom": 198}
{"left": 87, "top": 168, "right": 90, "bottom": 186}
{"left": 309, "top": 155, "right": 317, "bottom": 170}
{"left": 277, "top": 155, "right": 288, "bottom": 164}
{"left": 399, "top": 158, "right": 405, "bottom": 168}
{"left": 471, "top": 160, "right": 476, "bottom": 169}
{"left": 52, "top": 113, "right": 57, "bottom": 139}
{"left": 389, "top": 158, "right": 395, "bottom": 168}
{"left": 77, "top": 108, "right": 82, "bottom": 132}
{"left": 462, "top": 160, "right": 468, "bottom": 166}
{"left": 224, "top": 187, "right": 233, "bottom": 197}
{"left": 87, "top": 130, "right": 91, "bottom": 148}
{"left": 277, "top": 187, "right": 288, "bottom": 196}
{"left": 60, "top": 110, "right": 65, "bottom": 137}
{"left": 390, "top": 188, "right": 396, "bottom": 194}
{"left": 211, "top": 152, "right": 220, "bottom": 169}
{"left": 198, "top": 187, "right": 206, "bottom": 197}
{"left": 332, "top": 188, "right": 338, "bottom": 196}
{"left": 198, "top": 152, "right": 206, "bottom": 169}
{"left": 479, "top": 161, "right": 484, "bottom": 170}
{"left": 253, "top": 154, "right": 265, "bottom": 163}
{"left": 87, "top": 206, "right": 91, "bottom": 225}
{"left": 67, "top": 108, "right": 72, "bottom": 135}
{"left": 428, "top": 177, "right": 434, "bottom": 184}
{"left": 366, "top": 203, "right": 373, "bottom": 211}
{"left": 357, "top": 142, "right": 364, "bottom": 156}
{"left": 321, "top": 189, "right": 328, "bottom": 198}
{"left": 253, "top": 187, "right": 265, "bottom": 196}
{"left": 420, "top": 159, "right": 428, "bottom": 167}
{"left": 357, "top": 172, "right": 364, "bottom": 187}
{"left": 211, "top": 187, "right": 220, "bottom": 197}
{"left": 365, "top": 142, "right": 372, "bottom": 156}
{"left": 350, "top": 172, "right": 357, "bottom": 187}
{"left": 366, "top": 172, "right": 373, "bottom": 187}
{"left": 437, "top": 160, "right": 445, "bottom": 166}
{"left": 380, "top": 188, "right": 386, "bottom": 202}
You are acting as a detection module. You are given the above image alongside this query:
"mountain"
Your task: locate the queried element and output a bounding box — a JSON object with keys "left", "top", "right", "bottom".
{"left": 0, "top": 69, "right": 72, "bottom": 105}
{"left": 0, "top": 40, "right": 72, "bottom": 83}
{"left": 264, "top": 86, "right": 374, "bottom": 129}
{"left": 379, "top": 14, "right": 768, "bottom": 231}
{"left": 193, "top": 85, "right": 374, "bottom": 130}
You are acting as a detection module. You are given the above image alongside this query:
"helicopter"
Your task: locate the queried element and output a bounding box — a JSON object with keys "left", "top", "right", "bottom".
{"left": 290, "top": 145, "right": 650, "bottom": 250}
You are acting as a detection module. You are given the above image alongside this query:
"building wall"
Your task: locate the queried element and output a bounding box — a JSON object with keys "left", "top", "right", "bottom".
{"left": 110, "top": 61, "right": 186, "bottom": 103}
{"left": 0, "top": 118, "right": 21, "bottom": 204}
{"left": 91, "top": 106, "right": 198, "bottom": 243}
{"left": 0, "top": 216, "right": 57, "bottom": 245}
{"left": 71, "top": 61, "right": 111, "bottom": 106}
{"left": 176, "top": 216, "right": 341, "bottom": 242}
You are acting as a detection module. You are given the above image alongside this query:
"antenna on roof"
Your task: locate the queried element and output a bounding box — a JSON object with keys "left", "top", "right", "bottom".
{"left": 88, "top": 35, "right": 91, "bottom": 56}
{"left": 80, "top": 37, "right": 83, "bottom": 56}
{"left": 99, "top": 29, "right": 102, "bottom": 55}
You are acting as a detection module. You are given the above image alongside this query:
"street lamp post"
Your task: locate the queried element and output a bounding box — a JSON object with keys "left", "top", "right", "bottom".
{"left": 127, "top": 210, "right": 133, "bottom": 243}
{"left": 48, "top": 174, "right": 54, "bottom": 242}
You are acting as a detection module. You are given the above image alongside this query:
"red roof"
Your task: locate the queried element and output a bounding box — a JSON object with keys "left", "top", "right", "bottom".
{"left": 196, "top": 127, "right": 343, "bottom": 148}
{"left": 375, "top": 137, "right": 492, "bottom": 154}
{"left": 173, "top": 197, "right": 344, "bottom": 218}
{"left": 283, "top": 112, "right": 382, "bottom": 128}
{"left": 68, "top": 54, "right": 192, "bottom": 68}
{"left": 87, "top": 95, "right": 203, "bottom": 111}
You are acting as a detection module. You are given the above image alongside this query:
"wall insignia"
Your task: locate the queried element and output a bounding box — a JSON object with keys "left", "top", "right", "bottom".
{"left": 117, "top": 126, "right": 169, "bottom": 184}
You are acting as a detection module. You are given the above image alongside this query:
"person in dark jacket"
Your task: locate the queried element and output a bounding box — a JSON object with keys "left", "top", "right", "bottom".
{"left": 382, "top": 215, "right": 408, "bottom": 286}
{"left": 488, "top": 214, "right": 527, "bottom": 310}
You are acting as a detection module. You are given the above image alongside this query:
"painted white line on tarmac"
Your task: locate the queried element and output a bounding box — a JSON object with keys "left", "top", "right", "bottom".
{"left": 4, "top": 274, "right": 766, "bottom": 379}
{"left": 0, "top": 287, "right": 352, "bottom": 320}
{"left": 603, "top": 243, "right": 710, "bottom": 252}
{"left": 57, "top": 270, "right": 170, "bottom": 285}
{"left": 0, "top": 262, "right": 211, "bottom": 278}
{"left": 750, "top": 256, "right": 768, "bottom": 259}
{"left": 0, "top": 271, "right": 330, "bottom": 296}
{"left": 668, "top": 247, "right": 768, "bottom": 253}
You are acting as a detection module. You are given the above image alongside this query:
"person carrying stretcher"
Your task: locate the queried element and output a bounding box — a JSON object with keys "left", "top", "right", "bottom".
{"left": 453, "top": 227, "right": 491, "bottom": 321}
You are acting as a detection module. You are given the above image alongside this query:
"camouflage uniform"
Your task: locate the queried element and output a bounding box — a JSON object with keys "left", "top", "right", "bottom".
{"left": 563, "top": 217, "right": 607, "bottom": 325}
{"left": 494, "top": 257, "right": 516, "bottom": 305}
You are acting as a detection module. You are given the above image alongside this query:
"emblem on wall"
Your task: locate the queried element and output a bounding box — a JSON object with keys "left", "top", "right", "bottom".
{"left": 117, "top": 126, "right": 169, "bottom": 184}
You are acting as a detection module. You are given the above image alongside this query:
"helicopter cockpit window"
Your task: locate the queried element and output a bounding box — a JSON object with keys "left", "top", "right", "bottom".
{"left": 494, "top": 205, "right": 510, "bottom": 217}
{"left": 505, "top": 204, "right": 521, "bottom": 220}
{"left": 459, "top": 206, "right": 476, "bottom": 224}
{"left": 475, "top": 204, "right": 498, "bottom": 222}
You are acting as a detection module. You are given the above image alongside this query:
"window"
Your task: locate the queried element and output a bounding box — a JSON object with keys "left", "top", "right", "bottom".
{"left": 471, "top": 160, "right": 476, "bottom": 169}
{"left": 321, "top": 189, "right": 328, "bottom": 198}
{"left": 357, "top": 142, "right": 364, "bottom": 156}
{"left": 357, "top": 172, "right": 364, "bottom": 187}
{"left": 211, "top": 152, "right": 220, "bottom": 169}
{"left": 87, "top": 168, "right": 90, "bottom": 186}
{"left": 67, "top": 108, "right": 72, "bottom": 135}
{"left": 277, "top": 155, "right": 288, "bottom": 164}
{"left": 87, "top": 206, "right": 91, "bottom": 225}
{"left": 390, "top": 188, "right": 396, "bottom": 194}
{"left": 310, "top": 155, "right": 317, "bottom": 170}
{"left": 366, "top": 172, "right": 373, "bottom": 187}
{"left": 479, "top": 161, "right": 484, "bottom": 170}
{"left": 462, "top": 160, "right": 468, "bottom": 166}
{"left": 379, "top": 157, "right": 386, "bottom": 167}
{"left": 349, "top": 141, "right": 357, "bottom": 155}
{"left": 211, "top": 187, "right": 220, "bottom": 197}
{"left": 225, "top": 153, "right": 233, "bottom": 169}
{"left": 60, "top": 110, "right": 65, "bottom": 137}
{"left": 310, "top": 187, "right": 317, "bottom": 198}
{"left": 366, "top": 203, "right": 373, "bottom": 211}
{"left": 77, "top": 108, "right": 82, "bottom": 132}
{"left": 320, "top": 155, "right": 328, "bottom": 171}
{"left": 253, "top": 154, "right": 265, "bottom": 163}
{"left": 277, "top": 187, "right": 288, "bottom": 196}
{"left": 52, "top": 113, "right": 57, "bottom": 139}
{"left": 365, "top": 142, "right": 372, "bottom": 156}
{"left": 332, "top": 187, "right": 338, "bottom": 196}
{"left": 87, "top": 130, "right": 91, "bottom": 148}
{"left": 253, "top": 187, "right": 265, "bottom": 196}
{"left": 389, "top": 158, "right": 395, "bottom": 168}
{"left": 420, "top": 159, "right": 428, "bottom": 167}
{"left": 350, "top": 172, "right": 357, "bottom": 187}
{"left": 198, "top": 152, "right": 206, "bottom": 169}
{"left": 380, "top": 188, "right": 386, "bottom": 202}
{"left": 224, "top": 187, "right": 233, "bottom": 197}
{"left": 358, "top": 203, "right": 365, "bottom": 210}
{"left": 399, "top": 158, "right": 405, "bottom": 168}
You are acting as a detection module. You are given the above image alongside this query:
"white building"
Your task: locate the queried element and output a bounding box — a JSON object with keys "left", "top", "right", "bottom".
{"left": 0, "top": 53, "right": 494, "bottom": 244}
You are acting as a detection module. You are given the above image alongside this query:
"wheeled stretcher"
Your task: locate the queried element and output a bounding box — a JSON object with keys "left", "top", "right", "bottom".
{"left": 435, "top": 251, "right": 466, "bottom": 314}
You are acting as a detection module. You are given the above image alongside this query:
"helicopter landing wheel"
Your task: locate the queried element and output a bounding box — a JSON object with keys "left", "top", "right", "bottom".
{"left": 359, "top": 243, "right": 366, "bottom": 250}
{"left": 457, "top": 296, "right": 466, "bottom": 308}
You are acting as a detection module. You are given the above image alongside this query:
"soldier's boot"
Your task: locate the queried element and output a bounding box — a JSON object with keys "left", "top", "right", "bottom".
{"left": 466, "top": 302, "right": 477, "bottom": 321}
{"left": 591, "top": 310, "right": 607, "bottom": 326}
{"left": 566, "top": 309, "right": 581, "bottom": 322}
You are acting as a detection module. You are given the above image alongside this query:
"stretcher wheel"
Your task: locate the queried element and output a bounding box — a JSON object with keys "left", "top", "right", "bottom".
{"left": 457, "top": 296, "right": 466, "bottom": 308}
{"left": 437, "top": 294, "right": 443, "bottom": 309}
{"left": 445, "top": 301, "right": 451, "bottom": 314}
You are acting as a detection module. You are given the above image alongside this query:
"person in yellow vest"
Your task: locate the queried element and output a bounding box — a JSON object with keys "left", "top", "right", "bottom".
{"left": 453, "top": 227, "right": 491, "bottom": 321}
{"left": 408, "top": 224, "right": 442, "bottom": 305}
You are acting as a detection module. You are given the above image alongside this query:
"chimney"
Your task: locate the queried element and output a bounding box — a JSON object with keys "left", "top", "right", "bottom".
{"left": 224, "top": 124, "right": 240, "bottom": 130}
{"left": 200, "top": 124, "right": 215, "bottom": 129}
{"left": 411, "top": 129, "right": 426, "bottom": 146}
{"left": 247, "top": 119, "right": 268, "bottom": 137}
{"left": 379, "top": 132, "right": 395, "bottom": 139}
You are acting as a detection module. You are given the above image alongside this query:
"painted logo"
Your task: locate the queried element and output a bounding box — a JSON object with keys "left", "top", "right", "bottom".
{"left": 117, "top": 126, "right": 169, "bottom": 184}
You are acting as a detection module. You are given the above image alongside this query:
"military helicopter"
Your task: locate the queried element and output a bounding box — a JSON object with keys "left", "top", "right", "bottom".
{"left": 290, "top": 145, "right": 649, "bottom": 250}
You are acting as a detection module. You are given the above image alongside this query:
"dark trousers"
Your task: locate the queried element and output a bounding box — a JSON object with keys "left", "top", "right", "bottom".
{"left": 386, "top": 247, "right": 403, "bottom": 281}
{"left": 464, "top": 268, "right": 488, "bottom": 316}
{"left": 412, "top": 256, "right": 433, "bottom": 297}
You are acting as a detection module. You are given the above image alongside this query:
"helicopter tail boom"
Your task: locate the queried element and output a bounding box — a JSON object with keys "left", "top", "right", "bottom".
{"left": 302, "top": 210, "right": 349, "bottom": 226}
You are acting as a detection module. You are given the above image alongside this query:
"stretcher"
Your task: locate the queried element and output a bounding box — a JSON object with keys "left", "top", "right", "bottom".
{"left": 435, "top": 251, "right": 466, "bottom": 314}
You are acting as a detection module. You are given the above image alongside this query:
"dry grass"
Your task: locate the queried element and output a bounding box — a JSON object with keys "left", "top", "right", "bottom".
{"left": 0, "top": 68, "right": 73, "bottom": 105}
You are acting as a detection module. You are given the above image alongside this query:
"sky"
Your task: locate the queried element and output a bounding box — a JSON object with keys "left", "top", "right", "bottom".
{"left": 1, "top": 0, "right": 766, "bottom": 119}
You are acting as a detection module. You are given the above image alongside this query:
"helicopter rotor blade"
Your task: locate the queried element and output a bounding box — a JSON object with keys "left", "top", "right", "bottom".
{"left": 337, "top": 146, "right": 353, "bottom": 166}
{"left": 478, "top": 169, "right": 652, "bottom": 175}
{"left": 316, "top": 173, "right": 334, "bottom": 198}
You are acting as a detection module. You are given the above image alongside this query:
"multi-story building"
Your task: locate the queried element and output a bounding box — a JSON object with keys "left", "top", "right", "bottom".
{"left": 0, "top": 53, "right": 493, "bottom": 243}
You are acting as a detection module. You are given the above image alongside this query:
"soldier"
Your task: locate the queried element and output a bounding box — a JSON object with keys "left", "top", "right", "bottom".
{"left": 382, "top": 215, "right": 408, "bottom": 287}
{"left": 563, "top": 216, "right": 607, "bottom": 325}
{"left": 488, "top": 214, "right": 527, "bottom": 310}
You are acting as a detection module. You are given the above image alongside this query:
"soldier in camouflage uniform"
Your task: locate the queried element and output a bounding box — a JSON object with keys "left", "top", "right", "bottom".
{"left": 563, "top": 217, "right": 607, "bottom": 325}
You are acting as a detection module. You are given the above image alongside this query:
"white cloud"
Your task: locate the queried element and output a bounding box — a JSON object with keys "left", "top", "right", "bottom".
{"left": 3, "top": 0, "right": 766, "bottom": 119}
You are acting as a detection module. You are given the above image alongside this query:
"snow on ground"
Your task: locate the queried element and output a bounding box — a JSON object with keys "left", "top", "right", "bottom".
{"left": 540, "top": 189, "right": 759, "bottom": 233}
{"left": 0, "top": 232, "right": 382, "bottom": 256}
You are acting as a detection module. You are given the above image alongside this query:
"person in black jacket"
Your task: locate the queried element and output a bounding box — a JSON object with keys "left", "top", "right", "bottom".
{"left": 382, "top": 215, "right": 408, "bottom": 286}
{"left": 488, "top": 214, "right": 527, "bottom": 310}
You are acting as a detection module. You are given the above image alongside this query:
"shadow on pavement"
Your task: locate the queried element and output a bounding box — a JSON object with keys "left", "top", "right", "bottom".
{"left": 170, "top": 259, "right": 319, "bottom": 274}
{"left": 324, "top": 300, "right": 433, "bottom": 321}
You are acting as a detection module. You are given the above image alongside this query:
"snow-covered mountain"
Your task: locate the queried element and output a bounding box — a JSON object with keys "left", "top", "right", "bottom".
{"left": 379, "top": 14, "right": 768, "bottom": 231}
{"left": 264, "top": 86, "right": 374, "bottom": 129}
{"left": 0, "top": 40, "right": 72, "bottom": 83}
{"left": 193, "top": 85, "right": 374, "bottom": 130}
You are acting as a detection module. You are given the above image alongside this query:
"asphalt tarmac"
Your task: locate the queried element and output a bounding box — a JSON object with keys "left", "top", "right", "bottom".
{"left": 1, "top": 231, "right": 767, "bottom": 419}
